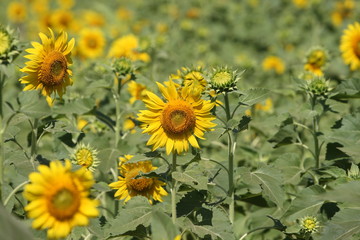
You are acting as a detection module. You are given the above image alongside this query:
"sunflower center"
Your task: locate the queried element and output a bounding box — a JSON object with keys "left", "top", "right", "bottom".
{"left": 126, "top": 168, "right": 153, "bottom": 192}
{"left": 212, "top": 71, "right": 232, "bottom": 85}
{"left": 75, "top": 149, "right": 93, "bottom": 168}
{"left": 161, "top": 101, "right": 196, "bottom": 135}
{"left": 87, "top": 37, "right": 98, "bottom": 49}
{"left": 355, "top": 40, "right": 360, "bottom": 58}
{"left": 39, "top": 51, "right": 67, "bottom": 86}
{"left": 49, "top": 187, "right": 80, "bottom": 220}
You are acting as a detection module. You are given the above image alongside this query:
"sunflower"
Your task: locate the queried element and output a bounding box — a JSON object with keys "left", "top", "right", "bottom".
{"left": 171, "top": 66, "right": 207, "bottom": 95}
{"left": 83, "top": 10, "right": 105, "bottom": 27}
{"left": 109, "top": 155, "right": 168, "bottom": 203}
{"left": 299, "top": 216, "right": 320, "bottom": 233}
{"left": 23, "top": 160, "right": 99, "bottom": 239}
{"left": 78, "top": 28, "right": 105, "bottom": 59}
{"left": 0, "top": 28, "right": 11, "bottom": 56}
{"left": 262, "top": 56, "right": 285, "bottom": 74}
{"left": 71, "top": 143, "right": 99, "bottom": 172}
{"left": 19, "top": 28, "right": 75, "bottom": 106}
{"left": 304, "top": 47, "right": 328, "bottom": 76}
{"left": 7, "top": 2, "right": 27, "bottom": 23}
{"left": 108, "top": 34, "right": 150, "bottom": 62}
{"left": 128, "top": 80, "right": 148, "bottom": 104}
{"left": 137, "top": 81, "right": 216, "bottom": 155}
{"left": 340, "top": 22, "right": 360, "bottom": 71}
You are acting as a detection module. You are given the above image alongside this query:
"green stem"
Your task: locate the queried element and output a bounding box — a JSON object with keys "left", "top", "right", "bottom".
{"left": 310, "top": 95, "right": 320, "bottom": 168}
{"left": 0, "top": 73, "right": 4, "bottom": 201}
{"left": 4, "top": 180, "right": 29, "bottom": 206}
{"left": 171, "top": 153, "right": 177, "bottom": 224}
{"left": 29, "top": 118, "right": 38, "bottom": 170}
{"left": 224, "top": 93, "right": 231, "bottom": 121}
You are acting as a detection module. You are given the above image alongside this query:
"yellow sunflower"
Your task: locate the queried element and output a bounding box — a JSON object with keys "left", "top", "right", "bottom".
{"left": 0, "top": 28, "right": 11, "bottom": 56}
{"left": 7, "top": 2, "right": 27, "bottom": 23}
{"left": 340, "top": 22, "right": 360, "bottom": 71}
{"left": 128, "top": 80, "right": 148, "bottom": 104}
{"left": 23, "top": 160, "right": 99, "bottom": 239}
{"left": 262, "top": 56, "right": 285, "bottom": 74}
{"left": 71, "top": 143, "right": 99, "bottom": 172}
{"left": 109, "top": 155, "right": 168, "bottom": 203}
{"left": 19, "top": 28, "right": 75, "bottom": 106}
{"left": 137, "top": 81, "right": 216, "bottom": 155}
{"left": 78, "top": 28, "right": 105, "bottom": 59}
{"left": 108, "top": 34, "right": 150, "bottom": 62}
{"left": 171, "top": 66, "right": 207, "bottom": 95}
{"left": 304, "top": 48, "right": 328, "bottom": 76}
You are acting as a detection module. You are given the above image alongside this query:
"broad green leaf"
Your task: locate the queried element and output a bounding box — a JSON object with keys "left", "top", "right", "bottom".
{"left": 283, "top": 185, "right": 325, "bottom": 222}
{"left": 238, "top": 88, "right": 270, "bottom": 106}
{"left": 320, "top": 208, "right": 360, "bottom": 240}
{"left": 151, "top": 211, "right": 179, "bottom": 240}
{"left": 268, "top": 116, "right": 297, "bottom": 148}
{"left": 273, "top": 153, "right": 303, "bottom": 184}
{"left": 105, "top": 197, "right": 152, "bottom": 238}
{"left": 98, "top": 148, "right": 121, "bottom": 173}
{"left": 43, "top": 120, "right": 80, "bottom": 134}
{"left": 319, "top": 181, "right": 360, "bottom": 207}
{"left": 331, "top": 78, "right": 360, "bottom": 99}
{"left": 52, "top": 98, "right": 94, "bottom": 115}
{"left": 239, "top": 166, "right": 286, "bottom": 209}
{"left": 0, "top": 204, "right": 33, "bottom": 240}
{"left": 18, "top": 91, "right": 51, "bottom": 119}
{"left": 172, "top": 162, "right": 208, "bottom": 190}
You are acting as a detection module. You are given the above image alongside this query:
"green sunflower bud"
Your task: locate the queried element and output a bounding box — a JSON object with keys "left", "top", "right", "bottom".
{"left": 210, "top": 66, "right": 241, "bottom": 93}
{"left": 0, "top": 25, "right": 22, "bottom": 65}
{"left": 112, "top": 57, "right": 135, "bottom": 77}
{"left": 307, "top": 76, "right": 330, "bottom": 96}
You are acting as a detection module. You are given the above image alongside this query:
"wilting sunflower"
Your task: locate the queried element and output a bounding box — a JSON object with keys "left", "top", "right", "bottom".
{"left": 23, "top": 160, "right": 99, "bottom": 239}
{"left": 340, "top": 22, "right": 360, "bottom": 71}
{"left": 78, "top": 28, "right": 105, "bottom": 59}
{"left": 109, "top": 155, "right": 168, "bottom": 203}
{"left": 19, "top": 28, "right": 75, "bottom": 106}
{"left": 71, "top": 143, "right": 99, "bottom": 172}
{"left": 137, "top": 81, "right": 216, "bottom": 155}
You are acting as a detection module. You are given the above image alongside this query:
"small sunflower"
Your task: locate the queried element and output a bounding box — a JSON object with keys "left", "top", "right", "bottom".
{"left": 23, "top": 160, "right": 99, "bottom": 239}
{"left": 128, "top": 80, "right": 148, "bottom": 104}
{"left": 71, "top": 143, "right": 99, "bottom": 172}
{"left": 304, "top": 47, "right": 329, "bottom": 76}
{"left": 0, "top": 25, "right": 21, "bottom": 65}
{"left": 210, "top": 66, "right": 240, "bottom": 93}
{"left": 299, "top": 216, "right": 320, "bottom": 233}
{"left": 137, "top": 81, "right": 216, "bottom": 155}
{"left": 78, "top": 28, "right": 105, "bottom": 59}
{"left": 109, "top": 155, "right": 168, "bottom": 203}
{"left": 19, "top": 28, "right": 75, "bottom": 106}
{"left": 0, "top": 28, "right": 11, "bottom": 56}
{"left": 340, "top": 22, "right": 360, "bottom": 71}
{"left": 262, "top": 56, "right": 285, "bottom": 74}
{"left": 108, "top": 34, "right": 150, "bottom": 62}
{"left": 171, "top": 66, "right": 207, "bottom": 95}
{"left": 83, "top": 10, "right": 105, "bottom": 27}
{"left": 7, "top": 2, "right": 27, "bottom": 23}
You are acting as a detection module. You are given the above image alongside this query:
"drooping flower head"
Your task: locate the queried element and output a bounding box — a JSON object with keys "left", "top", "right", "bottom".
{"left": 23, "top": 160, "right": 99, "bottom": 239}
{"left": 71, "top": 143, "right": 99, "bottom": 172}
{"left": 109, "top": 155, "right": 168, "bottom": 203}
{"left": 299, "top": 216, "right": 320, "bottom": 233}
{"left": 19, "top": 28, "right": 75, "bottom": 106}
{"left": 340, "top": 22, "right": 360, "bottom": 71}
{"left": 77, "top": 28, "right": 105, "bottom": 59}
{"left": 262, "top": 56, "right": 285, "bottom": 74}
{"left": 304, "top": 47, "right": 329, "bottom": 76}
{"left": 171, "top": 66, "right": 207, "bottom": 95}
{"left": 137, "top": 81, "right": 216, "bottom": 155}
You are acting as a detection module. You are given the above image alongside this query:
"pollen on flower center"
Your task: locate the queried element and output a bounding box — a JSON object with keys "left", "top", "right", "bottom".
{"left": 212, "top": 71, "right": 232, "bottom": 85}
{"left": 39, "top": 51, "right": 67, "bottom": 86}
{"left": 49, "top": 187, "right": 80, "bottom": 220}
{"left": 126, "top": 168, "right": 154, "bottom": 192}
{"left": 161, "top": 101, "right": 196, "bottom": 135}
{"left": 76, "top": 149, "right": 94, "bottom": 167}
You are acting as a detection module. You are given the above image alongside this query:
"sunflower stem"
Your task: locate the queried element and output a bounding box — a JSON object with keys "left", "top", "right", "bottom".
{"left": 310, "top": 95, "right": 321, "bottom": 168}
{"left": 29, "top": 118, "right": 38, "bottom": 170}
{"left": 171, "top": 152, "right": 177, "bottom": 224}
{"left": 0, "top": 73, "right": 4, "bottom": 201}
{"left": 4, "top": 180, "right": 29, "bottom": 206}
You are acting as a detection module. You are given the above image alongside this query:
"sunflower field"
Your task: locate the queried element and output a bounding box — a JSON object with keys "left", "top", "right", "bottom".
{"left": 1, "top": 0, "right": 360, "bottom": 239}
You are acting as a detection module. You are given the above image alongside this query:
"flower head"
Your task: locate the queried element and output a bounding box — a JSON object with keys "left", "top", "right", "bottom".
{"left": 108, "top": 34, "right": 150, "bottom": 62}
{"left": 71, "top": 143, "right": 99, "bottom": 172}
{"left": 0, "top": 25, "right": 21, "bottom": 65}
{"left": 299, "top": 216, "right": 320, "bottom": 233}
{"left": 78, "top": 28, "right": 105, "bottom": 59}
{"left": 109, "top": 155, "right": 168, "bottom": 203}
{"left": 210, "top": 66, "right": 240, "bottom": 93}
{"left": 262, "top": 56, "right": 285, "bottom": 74}
{"left": 19, "top": 28, "right": 75, "bottom": 106}
{"left": 171, "top": 66, "right": 207, "bottom": 95}
{"left": 340, "top": 22, "right": 360, "bottom": 71}
{"left": 304, "top": 47, "right": 329, "bottom": 76}
{"left": 137, "top": 81, "right": 216, "bottom": 155}
{"left": 7, "top": 2, "right": 27, "bottom": 23}
{"left": 128, "top": 80, "right": 148, "bottom": 104}
{"left": 306, "top": 76, "right": 331, "bottom": 97}
{"left": 23, "top": 160, "right": 99, "bottom": 239}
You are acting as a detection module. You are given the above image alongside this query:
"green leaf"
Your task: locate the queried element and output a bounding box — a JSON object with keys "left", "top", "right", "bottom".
{"left": 319, "top": 181, "right": 360, "bottom": 207}
{"left": 320, "top": 208, "right": 360, "bottom": 240}
{"left": 331, "top": 78, "right": 360, "bottom": 99}
{"left": 273, "top": 153, "right": 304, "bottom": 184}
{"left": 172, "top": 162, "right": 208, "bottom": 190}
{"left": 151, "top": 211, "right": 179, "bottom": 240}
{"left": 43, "top": 120, "right": 80, "bottom": 134}
{"left": 98, "top": 148, "right": 121, "bottom": 173}
{"left": 283, "top": 185, "right": 325, "bottom": 222}
{"left": 268, "top": 116, "right": 297, "bottom": 148}
{"left": 18, "top": 91, "right": 51, "bottom": 119}
{"left": 0, "top": 204, "right": 33, "bottom": 240}
{"left": 52, "top": 98, "right": 94, "bottom": 115}
{"left": 238, "top": 88, "right": 270, "bottom": 106}
{"left": 239, "top": 165, "right": 286, "bottom": 208}
{"left": 105, "top": 197, "right": 152, "bottom": 238}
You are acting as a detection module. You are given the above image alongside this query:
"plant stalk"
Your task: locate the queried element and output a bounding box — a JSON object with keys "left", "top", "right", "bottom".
{"left": 171, "top": 153, "right": 177, "bottom": 224}
{"left": 0, "top": 74, "right": 4, "bottom": 201}
{"left": 310, "top": 95, "right": 320, "bottom": 168}
{"left": 29, "top": 118, "right": 38, "bottom": 170}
